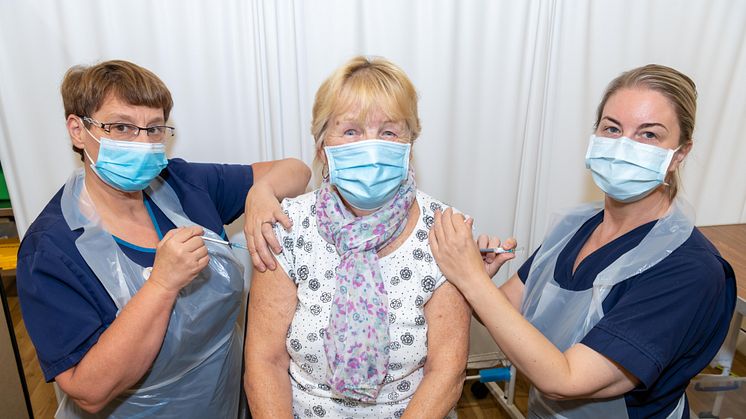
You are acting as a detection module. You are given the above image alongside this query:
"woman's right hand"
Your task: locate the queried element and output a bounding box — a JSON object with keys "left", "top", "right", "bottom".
{"left": 476, "top": 234, "right": 518, "bottom": 278}
{"left": 430, "top": 208, "right": 515, "bottom": 290}
{"left": 150, "top": 226, "right": 210, "bottom": 293}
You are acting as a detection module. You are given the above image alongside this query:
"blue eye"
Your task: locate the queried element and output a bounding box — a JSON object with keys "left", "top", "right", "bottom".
{"left": 642, "top": 131, "right": 657, "bottom": 140}
{"left": 381, "top": 130, "right": 398, "bottom": 139}
{"left": 604, "top": 126, "right": 621, "bottom": 134}
{"left": 343, "top": 129, "right": 358, "bottom": 137}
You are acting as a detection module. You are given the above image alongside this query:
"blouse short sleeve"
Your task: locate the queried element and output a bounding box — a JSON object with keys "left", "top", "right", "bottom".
{"left": 272, "top": 193, "right": 314, "bottom": 284}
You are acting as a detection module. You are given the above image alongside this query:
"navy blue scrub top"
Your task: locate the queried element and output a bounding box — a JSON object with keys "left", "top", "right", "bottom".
{"left": 517, "top": 210, "right": 737, "bottom": 419}
{"left": 16, "top": 158, "right": 253, "bottom": 381}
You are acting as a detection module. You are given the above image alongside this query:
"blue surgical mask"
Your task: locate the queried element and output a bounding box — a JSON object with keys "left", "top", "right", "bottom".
{"left": 585, "top": 135, "right": 680, "bottom": 203}
{"left": 84, "top": 128, "right": 168, "bottom": 192}
{"left": 325, "top": 139, "right": 411, "bottom": 210}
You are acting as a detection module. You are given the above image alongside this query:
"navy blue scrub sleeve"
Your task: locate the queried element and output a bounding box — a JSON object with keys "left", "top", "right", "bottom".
{"left": 162, "top": 158, "right": 254, "bottom": 227}
{"left": 17, "top": 246, "right": 114, "bottom": 381}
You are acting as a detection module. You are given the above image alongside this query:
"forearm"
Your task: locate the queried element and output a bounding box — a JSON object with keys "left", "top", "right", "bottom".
{"left": 430, "top": 209, "right": 632, "bottom": 399}
{"left": 244, "top": 359, "right": 294, "bottom": 419}
{"left": 254, "top": 158, "right": 311, "bottom": 199}
{"left": 57, "top": 279, "right": 178, "bottom": 412}
{"left": 402, "top": 368, "right": 465, "bottom": 418}
{"left": 402, "top": 282, "right": 470, "bottom": 417}
{"left": 462, "top": 273, "right": 577, "bottom": 397}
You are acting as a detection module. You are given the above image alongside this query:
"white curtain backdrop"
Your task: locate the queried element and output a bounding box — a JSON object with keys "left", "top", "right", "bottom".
{"left": 1, "top": 0, "right": 745, "bottom": 357}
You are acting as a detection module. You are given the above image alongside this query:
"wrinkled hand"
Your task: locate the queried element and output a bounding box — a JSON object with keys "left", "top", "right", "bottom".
{"left": 151, "top": 226, "right": 210, "bottom": 293}
{"left": 244, "top": 182, "right": 292, "bottom": 272}
{"left": 429, "top": 208, "right": 516, "bottom": 290}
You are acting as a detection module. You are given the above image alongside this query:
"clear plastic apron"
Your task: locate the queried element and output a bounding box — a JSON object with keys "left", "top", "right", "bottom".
{"left": 57, "top": 168, "right": 244, "bottom": 418}
{"left": 520, "top": 198, "right": 694, "bottom": 419}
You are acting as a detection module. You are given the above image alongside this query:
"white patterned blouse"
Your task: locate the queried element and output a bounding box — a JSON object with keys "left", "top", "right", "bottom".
{"left": 272, "top": 189, "right": 458, "bottom": 419}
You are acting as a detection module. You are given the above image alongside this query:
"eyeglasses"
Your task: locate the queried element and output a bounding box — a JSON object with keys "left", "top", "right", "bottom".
{"left": 81, "top": 116, "right": 175, "bottom": 142}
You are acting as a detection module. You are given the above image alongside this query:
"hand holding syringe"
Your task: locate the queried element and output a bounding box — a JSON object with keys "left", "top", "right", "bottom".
{"left": 201, "top": 236, "right": 249, "bottom": 250}
{"left": 479, "top": 246, "right": 525, "bottom": 254}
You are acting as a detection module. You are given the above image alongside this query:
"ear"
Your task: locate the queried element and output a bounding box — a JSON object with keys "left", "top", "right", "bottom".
{"left": 316, "top": 138, "right": 328, "bottom": 166}
{"left": 669, "top": 140, "right": 692, "bottom": 172}
{"left": 67, "top": 115, "right": 88, "bottom": 150}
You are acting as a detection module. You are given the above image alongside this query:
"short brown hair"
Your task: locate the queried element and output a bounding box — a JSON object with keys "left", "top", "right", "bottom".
{"left": 311, "top": 56, "right": 420, "bottom": 174}
{"left": 594, "top": 64, "right": 697, "bottom": 200}
{"left": 61, "top": 60, "right": 173, "bottom": 159}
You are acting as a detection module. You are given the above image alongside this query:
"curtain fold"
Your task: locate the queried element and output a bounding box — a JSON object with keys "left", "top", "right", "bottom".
{"left": 1, "top": 0, "right": 745, "bottom": 356}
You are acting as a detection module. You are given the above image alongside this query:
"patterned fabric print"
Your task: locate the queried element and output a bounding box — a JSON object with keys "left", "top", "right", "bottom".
{"left": 274, "top": 190, "right": 453, "bottom": 417}
{"left": 314, "top": 170, "right": 417, "bottom": 402}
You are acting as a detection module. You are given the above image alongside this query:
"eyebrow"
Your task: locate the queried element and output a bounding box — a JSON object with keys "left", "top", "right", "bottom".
{"left": 639, "top": 122, "right": 669, "bottom": 132}
{"left": 600, "top": 116, "right": 621, "bottom": 126}
{"left": 601, "top": 116, "right": 669, "bottom": 132}
{"left": 102, "top": 113, "right": 165, "bottom": 125}
{"left": 334, "top": 118, "right": 403, "bottom": 127}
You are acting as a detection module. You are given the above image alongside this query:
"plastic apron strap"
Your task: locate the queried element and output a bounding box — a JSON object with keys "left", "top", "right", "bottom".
{"left": 588, "top": 198, "right": 694, "bottom": 320}
{"left": 60, "top": 168, "right": 141, "bottom": 311}
{"left": 521, "top": 199, "right": 694, "bottom": 419}
{"left": 58, "top": 170, "right": 245, "bottom": 418}
{"left": 520, "top": 202, "right": 603, "bottom": 321}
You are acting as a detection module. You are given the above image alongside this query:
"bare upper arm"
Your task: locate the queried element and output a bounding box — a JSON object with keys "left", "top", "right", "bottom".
{"left": 499, "top": 274, "right": 524, "bottom": 310}
{"left": 423, "top": 282, "right": 471, "bottom": 373}
{"left": 250, "top": 161, "right": 272, "bottom": 183}
{"left": 246, "top": 265, "right": 298, "bottom": 365}
{"left": 545, "top": 343, "right": 639, "bottom": 400}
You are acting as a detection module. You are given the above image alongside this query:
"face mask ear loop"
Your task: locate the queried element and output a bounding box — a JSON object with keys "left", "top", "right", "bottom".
{"left": 83, "top": 148, "right": 96, "bottom": 166}
{"left": 78, "top": 119, "right": 102, "bottom": 166}
{"left": 663, "top": 144, "right": 686, "bottom": 187}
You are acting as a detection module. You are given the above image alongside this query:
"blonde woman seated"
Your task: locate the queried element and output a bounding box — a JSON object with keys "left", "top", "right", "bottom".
{"left": 245, "top": 56, "right": 470, "bottom": 418}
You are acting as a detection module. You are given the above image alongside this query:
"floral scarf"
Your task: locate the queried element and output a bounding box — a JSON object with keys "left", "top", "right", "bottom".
{"left": 315, "top": 170, "right": 416, "bottom": 402}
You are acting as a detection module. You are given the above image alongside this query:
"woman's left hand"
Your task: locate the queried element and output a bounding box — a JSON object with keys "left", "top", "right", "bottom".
{"left": 429, "top": 208, "right": 515, "bottom": 290}
{"left": 244, "top": 181, "right": 293, "bottom": 272}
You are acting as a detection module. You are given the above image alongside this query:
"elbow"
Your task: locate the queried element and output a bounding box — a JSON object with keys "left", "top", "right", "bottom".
{"left": 300, "top": 163, "right": 312, "bottom": 187}
{"left": 243, "top": 371, "right": 259, "bottom": 400}
{"left": 539, "top": 389, "right": 572, "bottom": 401}
{"left": 452, "top": 369, "right": 467, "bottom": 395}
{"left": 533, "top": 382, "right": 582, "bottom": 401}
{"left": 244, "top": 351, "right": 290, "bottom": 391}
{"left": 445, "top": 370, "right": 467, "bottom": 404}
{"left": 57, "top": 381, "right": 113, "bottom": 414}
{"left": 71, "top": 395, "right": 110, "bottom": 414}
{"left": 289, "top": 158, "right": 311, "bottom": 183}
{"left": 425, "top": 365, "right": 467, "bottom": 402}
